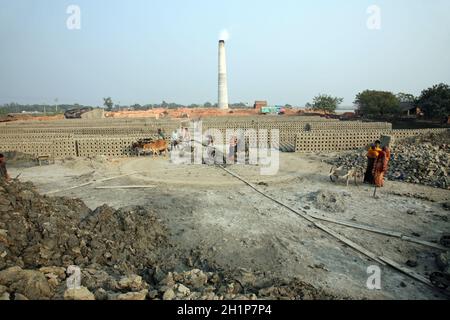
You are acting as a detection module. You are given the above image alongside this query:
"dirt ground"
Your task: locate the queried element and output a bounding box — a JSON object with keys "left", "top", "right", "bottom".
{"left": 7, "top": 152, "right": 450, "bottom": 300}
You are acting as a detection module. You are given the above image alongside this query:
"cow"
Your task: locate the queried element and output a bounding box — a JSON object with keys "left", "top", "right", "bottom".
{"left": 329, "top": 166, "right": 364, "bottom": 186}
{"left": 142, "top": 139, "right": 169, "bottom": 158}
{"left": 132, "top": 138, "right": 156, "bottom": 157}
{"left": 132, "top": 138, "right": 153, "bottom": 150}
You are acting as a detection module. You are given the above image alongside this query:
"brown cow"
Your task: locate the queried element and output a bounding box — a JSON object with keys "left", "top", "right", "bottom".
{"left": 143, "top": 139, "right": 169, "bottom": 158}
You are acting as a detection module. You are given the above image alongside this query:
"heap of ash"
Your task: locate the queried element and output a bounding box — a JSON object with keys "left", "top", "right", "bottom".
{"left": 327, "top": 131, "right": 450, "bottom": 189}
{"left": 0, "top": 180, "right": 336, "bottom": 300}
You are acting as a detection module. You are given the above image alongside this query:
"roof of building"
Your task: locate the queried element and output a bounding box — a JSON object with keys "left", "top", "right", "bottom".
{"left": 399, "top": 102, "right": 417, "bottom": 112}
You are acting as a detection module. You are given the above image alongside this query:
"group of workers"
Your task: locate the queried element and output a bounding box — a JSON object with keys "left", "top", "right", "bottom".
{"left": 169, "top": 128, "right": 191, "bottom": 150}
{"left": 364, "top": 140, "right": 391, "bottom": 188}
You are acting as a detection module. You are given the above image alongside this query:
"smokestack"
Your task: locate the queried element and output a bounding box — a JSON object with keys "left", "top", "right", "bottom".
{"left": 218, "top": 40, "right": 229, "bottom": 110}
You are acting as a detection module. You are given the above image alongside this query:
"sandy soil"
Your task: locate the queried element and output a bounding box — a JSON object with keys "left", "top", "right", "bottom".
{"left": 7, "top": 153, "right": 450, "bottom": 300}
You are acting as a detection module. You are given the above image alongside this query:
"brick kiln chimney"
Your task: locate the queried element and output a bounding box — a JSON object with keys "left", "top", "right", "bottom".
{"left": 218, "top": 40, "right": 229, "bottom": 110}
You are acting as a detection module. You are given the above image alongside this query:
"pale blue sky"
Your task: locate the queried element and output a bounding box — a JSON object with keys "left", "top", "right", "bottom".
{"left": 0, "top": 0, "right": 449, "bottom": 107}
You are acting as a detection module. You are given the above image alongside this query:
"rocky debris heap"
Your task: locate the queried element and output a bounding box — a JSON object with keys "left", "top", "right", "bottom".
{"left": 327, "top": 131, "right": 450, "bottom": 189}
{"left": 0, "top": 265, "right": 336, "bottom": 301}
{"left": 0, "top": 180, "right": 166, "bottom": 273}
{"left": 0, "top": 180, "right": 336, "bottom": 300}
{"left": 150, "top": 269, "right": 335, "bottom": 301}
{"left": 308, "top": 190, "right": 348, "bottom": 213}
{"left": 435, "top": 252, "right": 450, "bottom": 274}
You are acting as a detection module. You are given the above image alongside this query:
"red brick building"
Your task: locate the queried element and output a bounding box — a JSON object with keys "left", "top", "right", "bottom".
{"left": 254, "top": 101, "right": 268, "bottom": 111}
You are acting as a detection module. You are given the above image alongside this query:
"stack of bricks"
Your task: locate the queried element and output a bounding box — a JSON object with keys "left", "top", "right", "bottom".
{"left": 1, "top": 117, "right": 447, "bottom": 158}
{"left": 295, "top": 128, "right": 448, "bottom": 153}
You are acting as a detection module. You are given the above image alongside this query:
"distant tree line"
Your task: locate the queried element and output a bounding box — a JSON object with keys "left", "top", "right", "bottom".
{"left": 0, "top": 103, "right": 92, "bottom": 115}
{"left": 307, "top": 83, "right": 450, "bottom": 119}
{"left": 3, "top": 83, "right": 449, "bottom": 119}
{"left": 354, "top": 83, "right": 450, "bottom": 119}
{"left": 0, "top": 101, "right": 254, "bottom": 115}
{"left": 110, "top": 100, "right": 250, "bottom": 110}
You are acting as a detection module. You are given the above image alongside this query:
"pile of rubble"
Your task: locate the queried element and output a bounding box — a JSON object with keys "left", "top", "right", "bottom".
{"left": 327, "top": 131, "right": 450, "bottom": 189}
{"left": 308, "top": 190, "right": 347, "bottom": 213}
{"left": 0, "top": 180, "right": 167, "bottom": 273}
{"left": 0, "top": 265, "right": 335, "bottom": 301}
{"left": 0, "top": 179, "right": 335, "bottom": 300}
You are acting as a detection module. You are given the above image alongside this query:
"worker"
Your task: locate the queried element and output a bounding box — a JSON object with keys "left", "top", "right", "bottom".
{"left": 157, "top": 128, "right": 165, "bottom": 140}
{"left": 364, "top": 145, "right": 378, "bottom": 184}
{"left": 374, "top": 140, "right": 382, "bottom": 152}
{"left": 171, "top": 129, "right": 180, "bottom": 150}
{"left": 182, "top": 128, "right": 191, "bottom": 148}
{"left": 0, "top": 154, "right": 11, "bottom": 182}
{"left": 228, "top": 135, "right": 238, "bottom": 163}
{"left": 204, "top": 135, "right": 216, "bottom": 164}
{"left": 373, "top": 146, "right": 391, "bottom": 188}
{"left": 364, "top": 140, "right": 382, "bottom": 184}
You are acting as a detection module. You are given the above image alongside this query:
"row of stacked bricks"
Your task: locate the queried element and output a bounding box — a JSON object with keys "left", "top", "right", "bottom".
{"left": 0, "top": 116, "right": 315, "bottom": 157}
{"left": 0, "top": 137, "right": 76, "bottom": 158}
{"left": 201, "top": 116, "right": 331, "bottom": 147}
{"left": 2, "top": 117, "right": 444, "bottom": 158}
{"left": 295, "top": 128, "right": 448, "bottom": 153}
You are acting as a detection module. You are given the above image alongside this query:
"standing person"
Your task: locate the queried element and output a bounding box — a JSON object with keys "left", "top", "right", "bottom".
{"left": 205, "top": 135, "right": 216, "bottom": 165}
{"left": 182, "top": 128, "right": 191, "bottom": 148}
{"left": 373, "top": 146, "right": 391, "bottom": 188}
{"left": 364, "top": 144, "right": 379, "bottom": 184}
{"left": 157, "top": 128, "right": 165, "bottom": 140}
{"left": 374, "top": 140, "right": 382, "bottom": 153}
{"left": 171, "top": 129, "right": 179, "bottom": 150}
{"left": 228, "top": 136, "right": 238, "bottom": 163}
{"left": 0, "top": 154, "right": 11, "bottom": 182}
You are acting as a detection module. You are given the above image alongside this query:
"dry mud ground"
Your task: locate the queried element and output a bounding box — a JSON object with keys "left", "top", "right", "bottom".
{"left": 8, "top": 153, "right": 450, "bottom": 300}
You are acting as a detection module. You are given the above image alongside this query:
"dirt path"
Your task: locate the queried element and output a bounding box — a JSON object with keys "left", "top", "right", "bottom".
{"left": 8, "top": 153, "right": 450, "bottom": 300}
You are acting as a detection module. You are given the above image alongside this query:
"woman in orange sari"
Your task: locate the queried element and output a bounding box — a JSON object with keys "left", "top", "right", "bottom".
{"left": 373, "top": 146, "right": 391, "bottom": 187}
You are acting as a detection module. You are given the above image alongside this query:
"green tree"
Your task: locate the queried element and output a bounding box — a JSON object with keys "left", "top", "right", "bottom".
{"left": 396, "top": 92, "right": 416, "bottom": 103}
{"left": 103, "top": 97, "right": 113, "bottom": 111}
{"left": 203, "top": 102, "right": 212, "bottom": 108}
{"left": 416, "top": 83, "right": 450, "bottom": 119}
{"left": 310, "top": 94, "right": 343, "bottom": 114}
{"left": 354, "top": 90, "right": 400, "bottom": 117}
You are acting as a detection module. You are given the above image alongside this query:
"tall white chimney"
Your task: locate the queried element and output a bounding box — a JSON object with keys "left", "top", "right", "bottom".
{"left": 218, "top": 40, "right": 229, "bottom": 110}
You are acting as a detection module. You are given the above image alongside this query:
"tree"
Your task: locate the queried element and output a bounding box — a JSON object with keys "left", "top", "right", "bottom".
{"left": 203, "top": 102, "right": 212, "bottom": 108}
{"left": 416, "top": 83, "right": 450, "bottom": 119}
{"left": 230, "top": 102, "right": 247, "bottom": 108}
{"left": 103, "top": 97, "right": 113, "bottom": 111}
{"left": 396, "top": 92, "right": 416, "bottom": 104}
{"left": 310, "top": 94, "right": 343, "bottom": 114}
{"left": 354, "top": 90, "right": 400, "bottom": 117}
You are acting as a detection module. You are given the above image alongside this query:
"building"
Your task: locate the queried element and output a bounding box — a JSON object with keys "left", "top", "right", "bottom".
{"left": 254, "top": 101, "right": 268, "bottom": 111}
{"left": 399, "top": 102, "right": 422, "bottom": 117}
